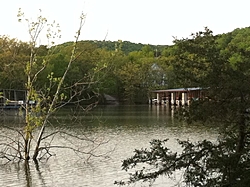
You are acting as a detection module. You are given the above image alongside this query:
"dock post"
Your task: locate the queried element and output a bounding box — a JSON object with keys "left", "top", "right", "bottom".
{"left": 156, "top": 93, "right": 160, "bottom": 104}
{"left": 182, "top": 93, "right": 187, "bottom": 106}
{"left": 171, "top": 92, "right": 175, "bottom": 105}
{"left": 14, "top": 90, "right": 17, "bottom": 108}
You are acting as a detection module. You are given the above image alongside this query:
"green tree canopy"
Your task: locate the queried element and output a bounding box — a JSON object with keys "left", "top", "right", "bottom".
{"left": 116, "top": 27, "right": 250, "bottom": 187}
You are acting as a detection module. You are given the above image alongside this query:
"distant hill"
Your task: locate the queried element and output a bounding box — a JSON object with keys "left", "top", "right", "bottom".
{"left": 77, "top": 40, "right": 169, "bottom": 54}
{"left": 55, "top": 26, "right": 250, "bottom": 55}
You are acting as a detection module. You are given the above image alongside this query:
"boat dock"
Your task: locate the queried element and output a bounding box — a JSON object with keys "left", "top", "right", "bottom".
{"left": 150, "top": 87, "right": 205, "bottom": 106}
{"left": 0, "top": 89, "right": 26, "bottom": 109}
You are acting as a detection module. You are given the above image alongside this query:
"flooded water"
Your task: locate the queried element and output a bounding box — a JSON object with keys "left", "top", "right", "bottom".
{"left": 0, "top": 105, "right": 218, "bottom": 187}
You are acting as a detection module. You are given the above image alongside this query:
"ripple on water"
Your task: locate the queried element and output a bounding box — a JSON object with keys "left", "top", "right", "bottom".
{"left": 0, "top": 105, "right": 218, "bottom": 187}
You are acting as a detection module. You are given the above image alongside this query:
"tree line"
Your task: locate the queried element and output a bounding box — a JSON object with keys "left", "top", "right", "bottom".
{"left": 2, "top": 27, "right": 250, "bottom": 105}
{"left": 1, "top": 26, "right": 248, "bottom": 105}
{"left": 0, "top": 36, "right": 171, "bottom": 104}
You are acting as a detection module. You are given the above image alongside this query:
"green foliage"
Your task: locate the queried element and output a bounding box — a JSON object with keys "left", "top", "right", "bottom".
{"left": 81, "top": 40, "right": 167, "bottom": 55}
{"left": 3, "top": 25, "right": 250, "bottom": 105}
{"left": 0, "top": 33, "right": 172, "bottom": 104}
{"left": 116, "top": 27, "right": 250, "bottom": 186}
{"left": 116, "top": 137, "right": 250, "bottom": 186}
{"left": 0, "top": 36, "right": 29, "bottom": 89}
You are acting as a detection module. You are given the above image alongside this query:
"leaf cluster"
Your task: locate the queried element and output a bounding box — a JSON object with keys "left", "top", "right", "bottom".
{"left": 116, "top": 26, "right": 250, "bottom": 186}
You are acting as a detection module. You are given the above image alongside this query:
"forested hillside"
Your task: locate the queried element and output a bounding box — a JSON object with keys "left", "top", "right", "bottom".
{"left": 60, "top": 40, "right": 168, "bottom": 55}
{"left": 1, "top": 26, "right": 250, "bottom": 104}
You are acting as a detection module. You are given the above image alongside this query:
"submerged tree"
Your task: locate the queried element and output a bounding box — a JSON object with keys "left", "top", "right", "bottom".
{"left": 115, "top": 27, "right": 250, "bottom": 186}
{"left": 0, "top": 9, "right": 109, "bottom": 163}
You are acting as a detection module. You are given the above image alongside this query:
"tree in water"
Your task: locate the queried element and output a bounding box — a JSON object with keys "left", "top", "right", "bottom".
{"left": 0, "top": 9, "right": 110, "bottom": 163}
{"left": 115, "top": 27, "right": 250, "bottom": 187}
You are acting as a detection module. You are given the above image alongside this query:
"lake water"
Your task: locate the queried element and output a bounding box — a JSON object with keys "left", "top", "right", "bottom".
{"left": 0, "top": 105, "right": 218, "bottom": 187}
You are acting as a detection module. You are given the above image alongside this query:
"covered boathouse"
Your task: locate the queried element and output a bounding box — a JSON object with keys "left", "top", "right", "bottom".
{"left": 150, "top": 87, "right": 205, "bottom": 106}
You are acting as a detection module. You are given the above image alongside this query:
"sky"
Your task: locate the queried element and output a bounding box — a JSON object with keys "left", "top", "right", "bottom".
{"left": 1, "top": 0, "right": 250, "bottom": 46}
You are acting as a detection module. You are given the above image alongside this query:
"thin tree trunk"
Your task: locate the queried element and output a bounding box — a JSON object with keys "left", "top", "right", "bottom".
{"left": 32, "top": 15, "right": 84, "bottom": 161}
{"left": 33, "top": 125, "right": 45, "bottom": 160}
{"left": 24, "top": 138, "right": 30, "bottom": 160}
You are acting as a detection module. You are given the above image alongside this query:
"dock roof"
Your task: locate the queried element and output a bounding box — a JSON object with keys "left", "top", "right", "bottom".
{"left": 152, "top": 87, "right": 202, "bottom": 93}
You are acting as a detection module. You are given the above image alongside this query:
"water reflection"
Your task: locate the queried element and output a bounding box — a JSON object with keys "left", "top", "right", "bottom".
{"left": 24, "top": 162, "right": 32, "bottom": 187}
{"left": 0, "top": 105, "right": 218, "bottom": 187}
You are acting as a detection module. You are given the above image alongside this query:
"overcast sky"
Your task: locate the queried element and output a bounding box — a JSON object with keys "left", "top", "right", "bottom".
{"left": 1, "top": 0, "right": 250, "bottom": 45}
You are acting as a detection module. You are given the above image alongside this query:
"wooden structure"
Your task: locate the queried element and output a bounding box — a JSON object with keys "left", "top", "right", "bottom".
{"left": 151, "top": 87, "right": 205, "bottom": 106}
{"left": 0, "top": 89, "right": 26, "bottom": 109}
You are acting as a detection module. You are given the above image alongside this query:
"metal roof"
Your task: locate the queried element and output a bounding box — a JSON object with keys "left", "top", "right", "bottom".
{"left": 152, "top": 87, "right": 202, "bottom": 93}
